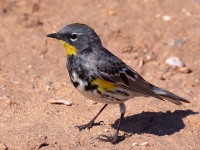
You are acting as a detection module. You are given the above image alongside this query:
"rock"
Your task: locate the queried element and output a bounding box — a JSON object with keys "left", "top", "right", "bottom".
{"left": 162, "top": 15, "right": 172, "bottom": 22}
{"left": 146, "top": 54, "right": 152, "bottom": 61}
{"left": 182, "top": 8, "right": 191, "bottom": 16}
{"left": 132, "top": 142, "right": 138, "bottom": 146}
{"left": 178, "top": 67, "right": 192, "bottom": 73}
{"left": 141, "top": 141, "right": 149, "bottom": 146}
{"left": 122, "top": 45, "right": 133, "bottom": 53}
{"left": 108, "top": 9, "right": 117, "bottom": 16}
{"left": 165, "top": 56, "right": 184, "bottom": 68}
{"left": 104, "top": 128, "right": 109, "bottom": 132}
{"left": 165, "top": 39, "right": 185, "bottom": 47}
{"left": 138, "top": 59, "right": 145, "bottom": 68}
{"left": 91, "top": 101, "right": 97, "bottom": 105}
{"left": 48, "top": 99, "right": 73, "bottom": 106}
{"left": 27, "top": 65, "right": 32, "bottom": 69}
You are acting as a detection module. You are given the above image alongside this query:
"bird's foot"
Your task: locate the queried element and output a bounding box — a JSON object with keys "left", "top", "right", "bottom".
{"left": 75, "top": 120, "right": 104, "bottom": 131}
{"left": 97, "top": 132, "right": 125, "bottom": 144}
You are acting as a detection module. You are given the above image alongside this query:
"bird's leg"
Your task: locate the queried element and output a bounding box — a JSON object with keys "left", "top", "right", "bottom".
{"left": 98, "top": 103, "right": 126, "bottom": 144}
{"left": 76, "top": 104, "right": 108, "bottom": 131}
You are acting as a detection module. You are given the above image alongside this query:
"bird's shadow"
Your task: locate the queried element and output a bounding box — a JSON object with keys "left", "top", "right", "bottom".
{"left": 111, "top": 109, "right": 197, "bottom": 140}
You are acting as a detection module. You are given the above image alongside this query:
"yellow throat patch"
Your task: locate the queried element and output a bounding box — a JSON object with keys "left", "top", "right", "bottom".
{"left": 60, "top": 40, "right": 77, "bottom": 56}
{"left": 92, "top": 78, "right": 116, "bottom": 93}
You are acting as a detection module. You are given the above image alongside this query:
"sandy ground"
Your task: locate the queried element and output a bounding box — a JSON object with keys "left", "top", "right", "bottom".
{"left": 0, "top": 0, "right": 200, "bottom": 149}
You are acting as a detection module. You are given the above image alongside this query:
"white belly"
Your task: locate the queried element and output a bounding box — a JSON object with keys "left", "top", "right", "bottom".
{"left": 71, "top": 72, "right": 132, "bottom": 104}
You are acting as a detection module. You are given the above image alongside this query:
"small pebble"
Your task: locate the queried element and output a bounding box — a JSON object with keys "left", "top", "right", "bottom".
{"left": 11, "top": 80, "right": 20, "bottom": 84}
{"left": 185, "top": 12, "right": 191, "bottom": 16}
{"left": 159, "top": 76, "right": 166, "bottom": 80}
{"left": 104, "top": 128, "right": 109, "bottom": 132}
{"left": 27, "top": 65, "right": 32, "bottom": 69}
{"left": 48, "top": 99, "right": 73, "bottom": 106}
{"left": 182, "top": 8, "right": 191, "bottom": 16}
{"left": 146, "top": 54, "right": 152, "bottom": 61}
{"left": 179, "top": 67, "right": 192, "bottom": 73}
{"left": 162, "top": 15, "right": 172, "bottom": 22}
{"left": 122, "top": 45, "right": 133, "bottom": 53}
{"left": 139, "top": 59, "right": 145, "bottom": 68}
{"left": 166, "top": 39, "right": 185, "bottom": 47}
{"left": 108, "top": 10, "right": 116, "bottom": 16}
{"left": 46, "top": 85, "right": 54, "bottom": 91}
{"left": 195, "top": 78, "right": 200, "bottom": 84}
{"left": 92, "top": 101, "right": 97, "bottom": 105}
{"left": 141, "top": 141, "right": 149, "bottom": 146}
{"left": 166, "top": 56, "right": 184, "bottom": 68}
{"left": 132, "top": 142, "right": 138, "bottom": 146}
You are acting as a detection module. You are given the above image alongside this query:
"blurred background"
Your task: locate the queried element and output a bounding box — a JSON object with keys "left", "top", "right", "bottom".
{"left": 0, "top": 0, "right": 200, "bottom": 149}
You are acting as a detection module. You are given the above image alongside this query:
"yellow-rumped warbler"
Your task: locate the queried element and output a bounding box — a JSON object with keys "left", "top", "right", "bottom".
{"left": 47, "top": 23, "right": 189, "bottom": 143}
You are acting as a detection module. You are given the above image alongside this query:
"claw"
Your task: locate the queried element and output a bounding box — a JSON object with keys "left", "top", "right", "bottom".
{"left": 97, "top": 133, "right": 118, "bottom": 144}
{"left": 97, "top": 133, "right": 126, "bottom": 144}
{"left": 75, "top": 120, "right": 104, "bottom": 131}
{"left": 75, "top": 120, "right": 94, "bottom": 131}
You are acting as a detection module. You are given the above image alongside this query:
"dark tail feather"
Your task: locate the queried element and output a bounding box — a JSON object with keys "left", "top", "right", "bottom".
{"left": 151, "top": 85, "right": 190, "bottom": 105}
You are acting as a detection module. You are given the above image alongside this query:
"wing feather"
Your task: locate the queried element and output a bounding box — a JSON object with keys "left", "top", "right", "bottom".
{"left": 96, "top": 56, "right": 160, "bottom": 98}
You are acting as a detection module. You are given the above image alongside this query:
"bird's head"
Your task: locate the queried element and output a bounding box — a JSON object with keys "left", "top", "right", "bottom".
{"left": 47, "top": 23, "right": 102, "bottom": 56}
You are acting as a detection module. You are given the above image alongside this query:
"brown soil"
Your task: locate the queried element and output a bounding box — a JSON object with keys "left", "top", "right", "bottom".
{"left": 0, "top": 0, "right": 200, "bottom": 149}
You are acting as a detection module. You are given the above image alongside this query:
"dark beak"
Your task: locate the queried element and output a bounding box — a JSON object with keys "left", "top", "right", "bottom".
{"left": 46, "top": 33, "right": 61, "bottom": 39}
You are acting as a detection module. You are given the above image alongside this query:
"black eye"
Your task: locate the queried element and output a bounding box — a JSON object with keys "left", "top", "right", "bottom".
{"left": 70, "top": 33, "right": 78, "bottom": 41}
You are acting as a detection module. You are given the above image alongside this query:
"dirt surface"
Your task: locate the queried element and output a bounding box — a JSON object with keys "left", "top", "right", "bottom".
{"left": 0, "top": 0, "right": 200, "bottom": 149}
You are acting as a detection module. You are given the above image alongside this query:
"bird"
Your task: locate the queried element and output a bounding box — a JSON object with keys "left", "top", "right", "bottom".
{"left": 47, "top": 23, "right": 190, "bottom": 144}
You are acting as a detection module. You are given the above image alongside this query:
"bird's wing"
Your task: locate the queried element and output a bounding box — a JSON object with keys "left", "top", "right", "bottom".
{"left": 96, "top": 54, "right": 160, "bottom": 98}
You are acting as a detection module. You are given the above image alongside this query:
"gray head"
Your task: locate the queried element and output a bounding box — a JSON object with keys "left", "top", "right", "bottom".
{"left": 47, "top": 23, "right": 102, "bottom": 55}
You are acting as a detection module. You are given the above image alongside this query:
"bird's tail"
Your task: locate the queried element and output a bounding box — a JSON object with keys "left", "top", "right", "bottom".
{"left": 151, "top": 84, "right": 190, "bottom": 105}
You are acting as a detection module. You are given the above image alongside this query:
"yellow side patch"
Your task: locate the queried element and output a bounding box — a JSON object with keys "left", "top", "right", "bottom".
{"left": 92, "top": 78, "right": 116, "bottom": 93}
{"left": 60, "top": 40, "right": 77, "bottom": 56}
